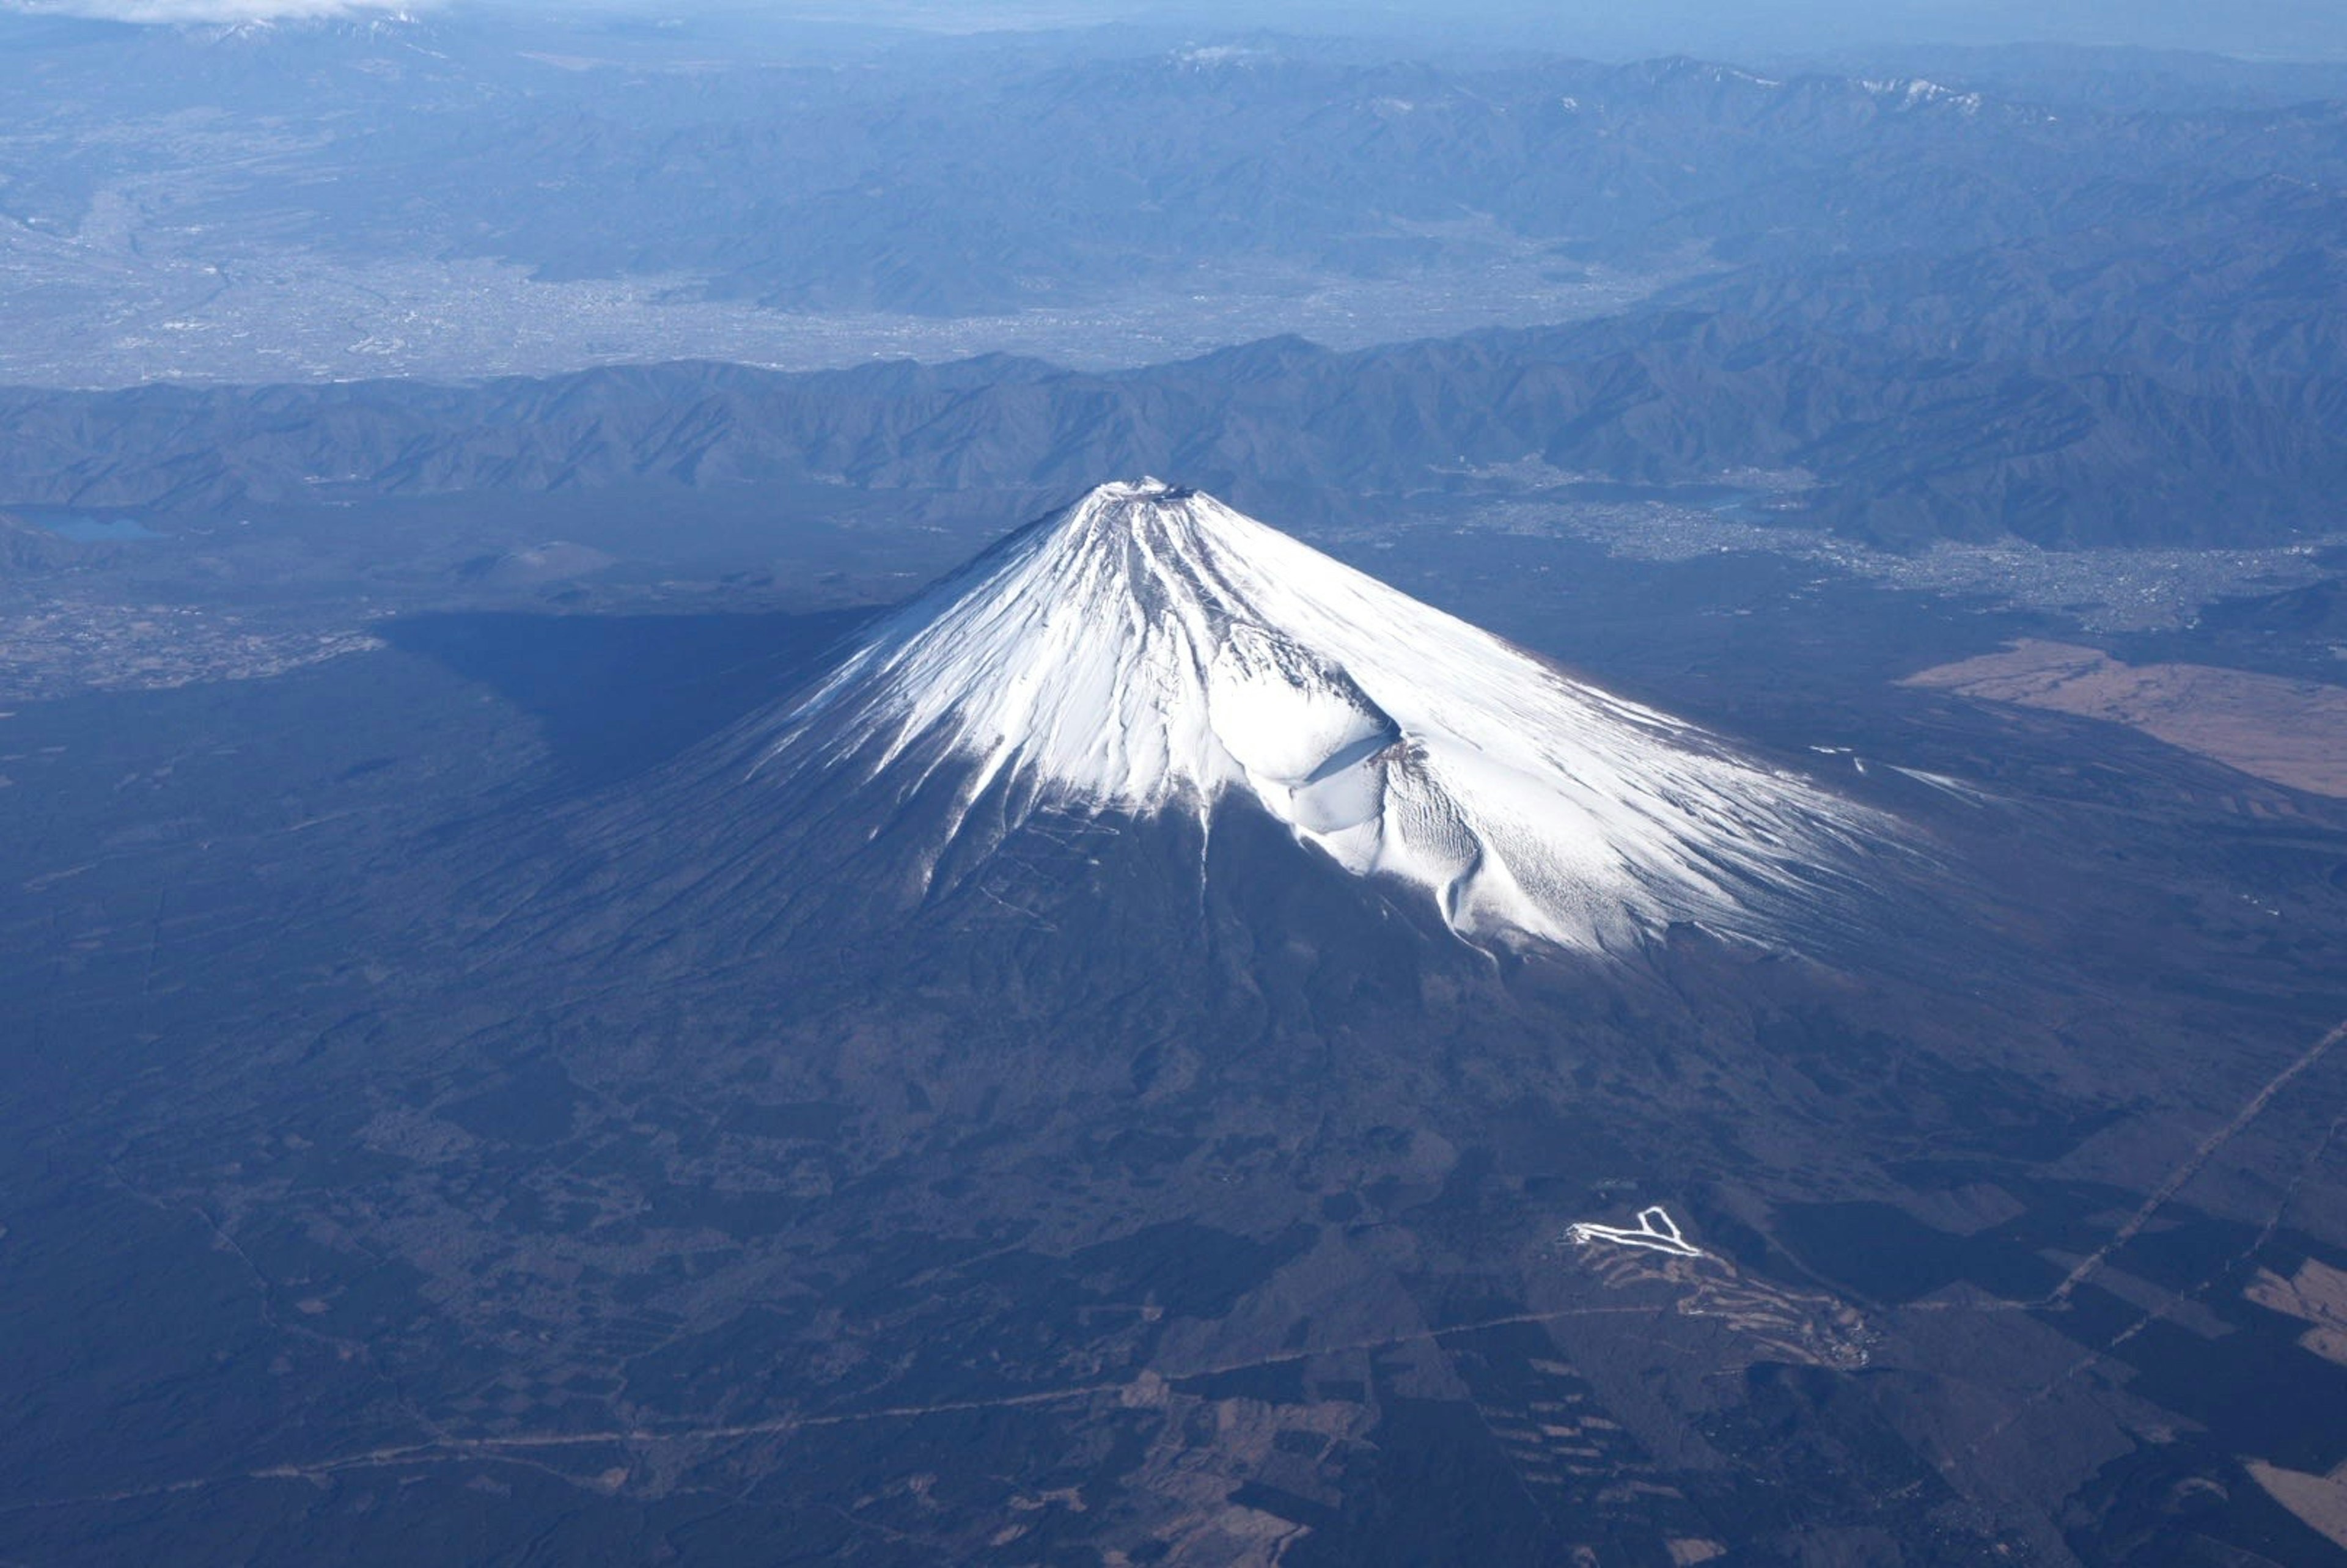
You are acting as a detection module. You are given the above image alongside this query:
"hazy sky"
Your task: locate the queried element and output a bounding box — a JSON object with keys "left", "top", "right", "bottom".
{"left": 5, "top": 0, "right": 2342, "bottom": 60}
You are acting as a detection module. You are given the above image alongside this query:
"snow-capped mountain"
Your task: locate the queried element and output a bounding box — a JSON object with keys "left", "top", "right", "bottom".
{"left": 758, "top": 480, "right": 1889, "bottom": 953}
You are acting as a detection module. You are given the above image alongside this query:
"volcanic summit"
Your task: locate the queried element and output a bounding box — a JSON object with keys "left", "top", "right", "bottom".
{"left": 751, "top": 481, "right": 1887, "bottom": 952}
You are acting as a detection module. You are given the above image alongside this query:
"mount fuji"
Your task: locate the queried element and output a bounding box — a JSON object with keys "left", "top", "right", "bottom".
{"left": 43, "top": 478, "right": 2277, "bottom": 1568}
{"left": 740, "top": 480, "right": 1893, "bottom": 955}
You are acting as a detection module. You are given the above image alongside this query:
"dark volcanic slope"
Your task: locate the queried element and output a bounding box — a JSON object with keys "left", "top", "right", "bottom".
{"left": 5, "top": 500, "right": 2347, "bottom": 1564}
{"left": 9, "top": 675, "right": 2345, "bottom": 1565}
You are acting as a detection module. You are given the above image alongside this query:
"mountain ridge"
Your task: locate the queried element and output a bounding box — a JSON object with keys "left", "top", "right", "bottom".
{"left": 5, "top": 313, "right": 2342, "bottom": 546}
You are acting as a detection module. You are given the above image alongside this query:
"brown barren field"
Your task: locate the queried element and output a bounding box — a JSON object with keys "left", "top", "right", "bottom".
{"left": 1902, "top": 640, "right": 2347, "bottom": 797}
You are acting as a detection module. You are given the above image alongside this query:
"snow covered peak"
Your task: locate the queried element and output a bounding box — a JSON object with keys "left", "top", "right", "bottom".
{"left": 766, "top": 481, "right": 1886, "bottom": 953}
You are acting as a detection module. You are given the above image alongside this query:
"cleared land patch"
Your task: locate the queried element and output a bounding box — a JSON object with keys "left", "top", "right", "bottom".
{"left": 1903, "top": 639, "right": 2347, "bottom": 797}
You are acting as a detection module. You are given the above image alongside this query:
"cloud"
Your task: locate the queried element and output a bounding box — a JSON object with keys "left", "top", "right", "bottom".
{"left": 4, "top": 0, "right": 428, "bottom": 23}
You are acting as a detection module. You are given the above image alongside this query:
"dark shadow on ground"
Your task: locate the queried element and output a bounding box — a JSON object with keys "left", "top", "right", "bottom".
{"left": 380, "top": 606, "right": 876, "bottom": 787}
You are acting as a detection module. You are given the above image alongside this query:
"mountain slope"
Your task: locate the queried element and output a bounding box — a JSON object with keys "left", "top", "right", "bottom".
{"left": 752, "top": 481, "right": 1889, "bottom": 953}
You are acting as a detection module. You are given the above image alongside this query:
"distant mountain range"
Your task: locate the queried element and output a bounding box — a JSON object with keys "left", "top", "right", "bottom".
{"left": 4, "top": 309, "right": 2340, "bottom": 548}
{"left": 4, "top": 20, "right": 2346, "bottom": 548}
{"left": 7, "top": 18, "right": 2345, "bottom": 315}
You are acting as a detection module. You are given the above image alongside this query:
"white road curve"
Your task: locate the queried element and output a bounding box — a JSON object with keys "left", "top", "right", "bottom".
{"left": 1565, "top": 1206, "right": 1703, "bottom": 1259}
